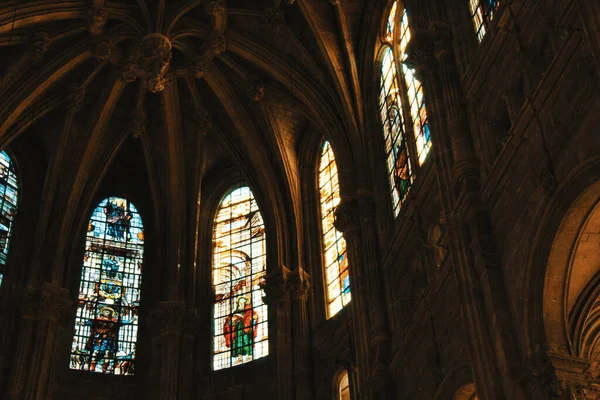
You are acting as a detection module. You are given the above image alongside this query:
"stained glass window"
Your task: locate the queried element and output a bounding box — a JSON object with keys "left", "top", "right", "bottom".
{"left": 212, "top": 186, "right": 268, "bottom": 370}
{"left": 319, "top": 141, "right": 350, "bottom": 318}
{"left": 398, "top": 10, "right": 432, "bottom": 165}
{"left": 379, "top": 2, "right": 431, "bottom": 217}
{"left": 70, "top": 197, "right": 144, "bottom": 375}
{"left": 339, "top": 370, "right": 350, "bottom": 400}
{"left": 469, "top": 0, "right": 500, "bottom": 41}
{"left": 0, "top": 151, "right": 18, "bottom": 288}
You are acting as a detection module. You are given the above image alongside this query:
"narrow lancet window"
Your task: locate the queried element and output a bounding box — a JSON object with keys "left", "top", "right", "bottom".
{"left": 469, "top": 0, "right": 500, "bottom": 41}
{"left": 212, "top": 186, "right": 268, "bottom": 370}
{"left": 379, "top": 1, "right": 432, "bottom": 217}
{"left": 70, "top": 197, "right": 144, "bottom": 375}
{"left": 319, "top": 141, "right": 350, "bottom": 318}
{"left": 338, "top": 370, "right": 351, "bottom": 400}
{"left": 0, "top": 151, "right": 18, "bottom": 287}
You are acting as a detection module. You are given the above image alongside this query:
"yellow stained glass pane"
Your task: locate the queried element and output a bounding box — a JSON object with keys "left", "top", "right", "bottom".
{"left": 319, "top": 142, "right": 351, "bottom": 318}
{"left": 212, "top": 186, "right": 268, "bottom": 370}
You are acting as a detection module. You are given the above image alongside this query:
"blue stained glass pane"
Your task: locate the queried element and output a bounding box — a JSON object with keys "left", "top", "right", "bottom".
{"left": 0, "top": 150, "right": 19, "bottom": 288}
{"left": 70, "top": 197, "right": 144, "bottom": 376}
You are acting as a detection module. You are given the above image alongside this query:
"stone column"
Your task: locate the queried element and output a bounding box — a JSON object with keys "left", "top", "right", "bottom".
{"left": 178, "top": 309, "right": 199, "bottom": 400}
{"left": 424, "top": 19, "right": 527, "bottom": 400}
{"left": 5, "top": 282, "right": 71, "bottom": 400}
{"left": 263, "top": 265, "right": 294, "bottom": 400}
{"left": 288, "top": 267, "right": 312, "bottom": 400}
{"left": 335, "top": 192, "right": 394, "bottom": 400}
{"left": 147, "top": 301, "right": 186, "bottom": 400}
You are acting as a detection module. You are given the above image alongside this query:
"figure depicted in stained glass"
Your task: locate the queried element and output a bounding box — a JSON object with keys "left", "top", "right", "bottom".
{"left": 223, "top": 296, "right": 259, "bottom": 363}
{"left": 79, "top": 306, "right": 132, "bottom": 374}
{"left": 105, "top": 198, "right": 131, "bottom": 239}
{"left": 213, "top": 187, "right": 268, "bottom": 370}
{"left": 469, "top": 0, "right": 500, "bottom": 41}
{"left": 0, "top": 151, "right": 18, "bottom": 287}
{"left": 71, "top": 197, "right": 143, "bottom": 376}
{"left": 394, "top": 146, "right": 410, "bottom": 200}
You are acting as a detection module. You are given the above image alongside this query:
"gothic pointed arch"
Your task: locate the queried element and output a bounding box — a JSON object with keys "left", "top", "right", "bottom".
{"left": 0, "top": 150, "right": 18, "bottom": 287}
{"left": 378, "top": 1, "right": 432, "bottom": 217}
{"left": 70, "top": 196, "right": 144, "bottom": 375}
{"left": 318, "top": 141, "right": 350, "bottom": 318}
{"left": 212, "top": 185, "right": 268, "bottom": 370}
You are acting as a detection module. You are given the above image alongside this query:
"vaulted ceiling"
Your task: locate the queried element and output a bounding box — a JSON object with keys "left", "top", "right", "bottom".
{"left": 0, "top": 0, "right": 381, "bottom": 286}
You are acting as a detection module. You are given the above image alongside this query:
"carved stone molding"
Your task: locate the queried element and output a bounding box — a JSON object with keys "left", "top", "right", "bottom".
{"left": 404, "top": 32, "right": 434, "bottom": 77}
{"left": 29, "top": 32, "right": 51, "bottom": 60}
{"left": 139, "top": 34, "right": 172, "bottom": 93}
{"left": 263, "top": 8, "right": 285, "bottom": 33}
{"left": 193, "top": 108, "right": 212, "bottom": 136}
{"left": 20, "top": 283, "right": 72, "bottom": 325}
{"left": 190, "top": 56, "right": 212, "bottom": 79}
{"left": 88, "top": 6, "right": 108, "bottom": 30}
{"left": 148, "top": 301, "right": 186, "bottom": 337}
{"left": 262, "top": 265, "right": 292, "bottom": 305}
{"left": 334, "top": 192, "right": 374, "bottom": 235}
{"left": 288, "top": 267, "right": 311, "bottom": 302}
{"left": 429, "top": 21, "right": 453, "bottom": 58}
{"left": 93, "top": 38, "right": 114, "bottom": 61}
{"left": 205, "top": 0, "right": 225, "bottom": 16}
{"left": 246, "top": 77, "right": 265, "bottom": 102}
{"left": 119, "top": 58, "right": 139, "bottom": 83}
{"left": 129, "top": 107, "right": 146, "bottom": 138}
{"left": 67, "top": 86, "right": 85, "bottom": 111}
{"left": 210, "top": 33, "right": 227, "bottom": 55}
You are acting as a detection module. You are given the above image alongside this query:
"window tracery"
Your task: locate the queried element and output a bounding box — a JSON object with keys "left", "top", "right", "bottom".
{"left": 212, "top": 186, "right": 268, "bottom": 370}
{"left": 379, "top": 2, "right": 431, "bottom": 217}
{"left": 469, "top": 0, "right": 500, "bottom": 41}
{"left": 319, "top": 141, "right": 350, "bottom": 318}
{"left": 70, "top": 197, "right": 144, "bottom": 375}
{"left": 0, "top": 151, "right": 18, "bottom": 287}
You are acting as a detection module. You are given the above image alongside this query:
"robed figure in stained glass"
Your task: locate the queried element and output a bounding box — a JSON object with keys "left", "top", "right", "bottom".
{"left": 71, "top": 197, "right": 144, "bottom": 376}
{"left": 79, "top": 306, "right": 131, "bottom": 373}
{"left": 104, "top": 198, "right": 131, "bottom": 239}
{"left": 223, "top": 296, "right": 259, "bottom": 362}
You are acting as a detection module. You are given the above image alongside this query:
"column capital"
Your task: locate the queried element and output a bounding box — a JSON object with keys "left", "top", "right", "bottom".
{"left": 148, "top": 301, "right": 186, "bottom": 337}
{"left": 288, "top": 267, "right": 311, "bottom": 302}
{"left": 261, "top": 265, "right": 292, "bottom": 305}
{"left": 334, "top": 191, "right": 375, "bottom": 234}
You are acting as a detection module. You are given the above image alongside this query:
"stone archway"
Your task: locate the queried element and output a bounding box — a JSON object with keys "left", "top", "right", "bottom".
{"left": 542, "top": 181, "right": 600, "bottom": 398}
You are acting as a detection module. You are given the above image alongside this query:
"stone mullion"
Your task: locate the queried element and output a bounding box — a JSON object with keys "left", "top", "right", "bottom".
{"left": 428, "top": 20, "right": 528, "bottom": 400}
{"left": 264, "top": 265, "right": 294, "bottom": 400}
{"left": 335, "top": 194, "right": 393, "bottom": 400}
{"left": 289, "top": 268, "right": 312, "bottom": 400}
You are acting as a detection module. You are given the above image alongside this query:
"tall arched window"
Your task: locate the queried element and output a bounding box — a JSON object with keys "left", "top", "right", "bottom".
{"left": 469, "top": 0, "right": 500, "bottom": 41}
{"left": 379, "top": 1, "right": 432, "bottom": 217}
{"left": 70, "top": 197, "right": 144, "bottom": 375}
{"left": 319, "top": 141, "right": 350, "bottom": 318}
{"left": 0, "top": 151, "right": 18, "bottom": 287}
{"left": 212, "top": 186, "right": 268, "bottom": 370}
{"left": 337, "top": 369, "right": 351, "bottom": 400}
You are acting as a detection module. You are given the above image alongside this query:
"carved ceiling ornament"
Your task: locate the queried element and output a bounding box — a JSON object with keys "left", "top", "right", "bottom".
{"left": 130, "top": 107, "right": 146, "bottom": 138}
{"left": 29, "top": 32, "right": 51, "bottom": 59}
{"left": 264, "top": 8, "right": 285, "bottom": 33}
{"left": 93, "top": 38, "right": 114, "bottom": 61}
{"left": 246, "top": 77, "right": 265, "bottom": 102}
{"left": 210, "top": 33, "right": 227, "bottom": 55}
{"left": 88, "top": 6, "right": 108, "bottom": 30}
{"left": 190, "top": 56, "right": 212, "bottom": 79}
{"left": 139, "top": 34, "right": 172, "bottom": 93}
{"left": 67, "top": 86, "right": 85, "bottom": 111}
{"left": 205, "top": 0, "right": 225, "bottom": 16}
{"left": 193, "top": 108, "right": 213, "bottom": 136}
